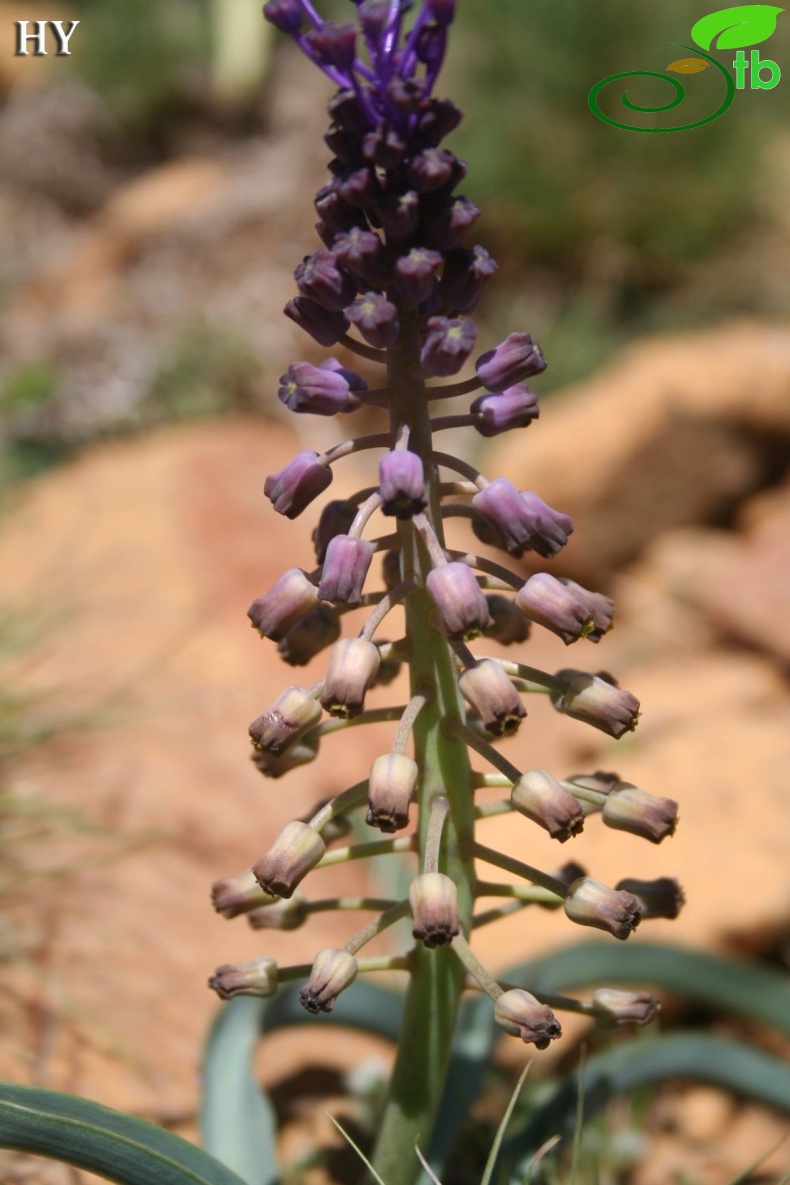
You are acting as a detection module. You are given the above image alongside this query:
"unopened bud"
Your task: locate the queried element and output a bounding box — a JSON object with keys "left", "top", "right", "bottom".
{"left": 472, "top": 480, "right": 572, "bottom": 560}
{"left": 300, "top": 947, "right": 358, "bottom": 1013}
{"left": 603, "top": 785, "right": 678, "bottom": 843}
{"left": 616, "top": 877, "right": 685, "bottom": 920}
{"left": 346, "top": 292, "right": 399, "bottom": 349}
{"left": 251, "top": 733, "right": 319, "bottom": 779}
{"left": 248, "top": 569, "right": 319, "bottom": 642}
{"left": 482, "top": 595, "right": 531, "bottom": 645}
{"left": 475, "top": 332, "right": 546, "bottom": 392}
{"left": 246, "top": 893, "right": 309, "bottom": 931}
{"left": 208, "top": 956, "right": 278, "bottom": 1000}
{"left": 249, "top": 686, "right": 322, "bottom": 754}
{"left": 564, "top": 877, "right": 641, "bottom": 941}
{"left": 320, "top": 638, "right": 381, "bottom": 717}
{"left": 426, "top": 561, "right": 493, "bottom": 640}
{"left": 458, "top": 659, "right": 525, "bottom": 736}
{"left": 552, "top": 670, "right": 640, "bottom": 739}
{"left": 367, "top": 753, "right": 418, "bottom": 832}
{"left": 211, "top": 868, "right": 274, "bottom": 918}
{"left": 470, "top": 385, "right": 539, "bottom": 437}
{"left": 318, "top": 535, "right": 375, "bottom": 604}
{"left": 494, "top": 989, "right": 562, "bottom": 1049}
{"left": 420, "top": 316, "right": 477, "bottom": 377}
{"left": 312, "top": 499, "right": 357, "bottom": 563}
{"left": 264, "top": 450, "right": 333, "bottom": 519}
{"left": 511, "top": 770, "right": 585, "bottom": 842}
{"left": 514, "top": 573, "right": 594, "bottom": 645}
{"left": 592, "top": 988, "right": 660, "bottom": 1028}
{"left": 409, "top": 872, "right": 459, "bottom": 947}
{"left": 379, "top": 450, "right": 427, "bottom": 519}
{"left": 253, "top": 820, "right": 326, "bottom": 898}
{"left": 278, "top": 604, "right": 341, "bottom": 666}
{"left": 558, "top": 578, "right": 614, "bottom": 641}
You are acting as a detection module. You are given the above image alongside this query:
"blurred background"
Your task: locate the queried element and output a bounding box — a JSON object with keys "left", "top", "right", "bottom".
{"left": 1, "top": 1, "right": 789, "bottom": 1182}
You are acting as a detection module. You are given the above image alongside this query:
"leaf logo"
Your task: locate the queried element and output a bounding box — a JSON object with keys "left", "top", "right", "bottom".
{"left": 690, "top": 4, "right": 783, "bottom": 50}
{"left": 666, "top": 57, "right": 710, "bottom": 72}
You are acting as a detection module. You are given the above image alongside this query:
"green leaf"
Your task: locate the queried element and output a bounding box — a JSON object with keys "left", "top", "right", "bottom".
{"left": 690, "top": 5, "right": 783, "bottom": 50}
{"left": 0, "top": 1084, "right": 248, "bottom": 1185}
{"left": 200, "top": 998, "right": 280, "bottom": 1185}
{"left": 480, "top": 1062, "right": 530, "bottom": 1185}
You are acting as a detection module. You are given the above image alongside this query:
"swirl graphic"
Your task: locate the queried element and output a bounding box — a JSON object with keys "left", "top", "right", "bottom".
{"left": 588, "top": 44, "right": 736, "bottom": 133}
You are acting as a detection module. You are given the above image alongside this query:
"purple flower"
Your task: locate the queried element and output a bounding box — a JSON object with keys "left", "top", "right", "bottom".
{"left": 247, "top": 569, "right": 319, "bottom": 642}
{"left": 421, "top": 316, "right": 477, "bottom": 377}
{"left": 375, "top": 190, "right": 420, "bottom": 239}
{"left": 470, "top": 385, "right": 540, "bottom": 437}
{"left": 318, "top": 534, "right": 375, "bottom": 604}
{"left": 394, "top": 247, "right": 442, "bottom": 309}
{"left": 557, "top": 578, "right": 614, "bottom": 641}
{"left": 515, "top": 573, "right": 593, "bottom": 644}
{"left": 278, "top": 361, "right": 360, "bottom": 416}
{"left": 472, "top": 479, "right": 572, "bottom": 560}
{"left": 346, "top": 292, "right": 399, "bottom": 348}
{"left": 264, "top": 450, "right": 333, "bottom": 518}
{"left": 312, "top": 499, "right": 358, "bottom": 563}
{"left": 423, "top": 195, "right": 481, "bottom": 251}
{"left": 331, "top": 226, "right": 386, "bottom": 285}
{"left": 551, "top": 670, "right": 641, "bottom": 739}
{"left": 426, "top": 561, "right": 493, "bottom": 640}
{"left": 379, "top": 450, "right": 427, "bottom": 518}
{"left": 294, "top": 249, "right": 356, "bottom": 312}
{"left": 475, "top": 333, "right": 547, "bottom": 392}
{"left": 262, "top": 0, "right": 301, "bottom": 34}
{"left": 304, "top": 22, "right": 357, "bottom": 72}
{"left": 284, "top": 296, "right": 348, "bottom": 346}
{"left": 439, "top": 245, "right": 498, "bottom": 312}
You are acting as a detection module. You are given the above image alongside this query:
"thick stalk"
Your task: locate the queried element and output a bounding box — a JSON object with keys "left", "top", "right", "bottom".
{"left": 371, "top": 315, "right": 476, "bottom": 1184}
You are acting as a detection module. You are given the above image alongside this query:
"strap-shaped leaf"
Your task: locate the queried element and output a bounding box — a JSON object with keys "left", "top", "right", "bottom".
{"left": 690, "top": 4, "right": 783, "bottom": 50}
{"left": 0, "top": 1083, "right": 249, "bottom": 1185}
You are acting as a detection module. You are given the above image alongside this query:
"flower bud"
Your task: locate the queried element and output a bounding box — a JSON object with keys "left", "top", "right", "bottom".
{"left": 208, "top": 956, "right": 278, "bottom": 1000}
{"left": 470, "top": 384, "right": 540, "bottom": 437}
{"left": 366, "top": 753, "right": 418, "bottom": 832}
{"left": 248, "top": 569, "right": 319, "bottom": 642}
{"left": 263, "top": 0, "right": 302, "bottom": 33}
{"left": 592, "top": 988, "right": 660, "bottom": 1028}
{"left": 320, "top": 638, "right": 381, "bottom": 717}
{"left": 375, "top": 189, "right": 420, "bottom": 238}
{"left": 304, "top": 22, "right": 357, "bottom": 71}
{"left": 551, "top": 670, "right": 640, "bottom": 739}
{"left": 318, "top": 535, "right": 375, "bottom": 604}
{"left": 381, "top": 548, "right": 402, "bottom": 591}
{"left": 314, "top": 180, "right": 362, "bottom": 232}
{"left": 427, "top": 0, "right": 456, "bottom": 27}
{"left": 426, "top": 562, "right": 493, "bottom": 640}
{"left": 515, "top": 573, "right": 593, "bottom": 644}
{"left": 312, "top": 499, "right": 357, "bottom": 563}
{"left": 363, "top": 121, "right": 407, "bottom": 170}
{"left": 409, "top": 872, "right": 459, "bottom": 947}
{"left": 379, "top": 450, "right": 426, "bottom": 519}
{"left": 557, "top": 578, "right": 614, "bottom": 641}
{"left": 249, "top": 686, "right": 322, "bottom": 754}
{"left": 511, "top": 770, "right": 585, "bottom": 842}
{"left": 394, "top": 247, "right": 442, "bottom": 308}
{"left": 473, "top": 480, "right": 572, "bottom": 560}
{"left": 253, "top": 820, "right": 326, "bottom": 898}
{"left": 420, "top": 316, "right": 477, "bottom": 377}
{"left": 616, "top": 877, "right": 685, "bottom": 920}
{"left": 422, "top": 195, "right": 481, "bottom": 251}
{"left": 475, "top": 332, "right": 546, "bottom": 392}
{"left": 494, "top": 989, "right": 561, "bottom": 1049}
{"left": 458, "top": 659, "right": 525, "bottom": 737}
{"left": 279, "top": 360, "right": 360, "bottom": 416}
{"left": 284, "top": 296, "right": 348, "bottom": 347}
{"left": 482, "top": 595, "right": 531, "bottom": 645}
{"left": 439, "top": 245, "right": 497, "bottom": 313}
{"left": 300, "top": 947, "right": 358, "bottom": 1013}
{"left": 264, "top": 450, "right": 333, "bottom": 519}
{"left": 407, "top": 147, "right": 458, "bottom": 192}
{"left": 332, "top": 225, "right": 386, "bottom": 285}
{"left": 277, "top": 603, "right": 341, "bottom": 666}
{"left": 564, "top": 877, "right": 641, "bottom": 940}
{"left": 251, "top": 732, "right": 319, "bottom": 779}
{"left": 346, "top": 292, "right": 400, "bottom": 348}
{"left": 211, "top": 868, "right": 274, "bottom": 918}
{"left": 246, "top": 892, "right": 309, "bottom": 931}
{"left": 294, "top": 248, "right": 356, "bottom": 311}
{"left": 603, "top": 785, "right": 679, "bottom": 843}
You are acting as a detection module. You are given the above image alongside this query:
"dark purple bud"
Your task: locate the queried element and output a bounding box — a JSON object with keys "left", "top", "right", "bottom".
{"left": 557, "top": 578, "right": 614, "bottom": 641}
{"left": 328, "top": 89, "right": 368, "bottom": 133}
{"left": 439, "top": 245, "right": 498, "bottom": 312}
{"left": 417, "top": 96, "right": 462, "bottom": 146}
{"left": 277, "top": 603, "right": 341, "bottom": 666}
{"left": 476, "top": 332, "right": 547, "bottom": 392}
{"left": 264, "top": 450, "right": 333, "bottom": 518}
{"left": 423, "top": 195, "right": 481, "bottom": 250}
{"left": 415, "top": 22, "right": 447, "bottom": 73}
{"left": 211, "top": 868, "right": 272, "bottom": 918}
{"left": 318, "top": 534, "right": 375, "bottom": 604}
{"left": 284, "top": 296, "right": 348, "bottom": 347}
{"left": 332, "top": 226, "right": 386, "bottom": 285}
{"left": 295, "top": 249, "right": 356, "bottom": 312}
{"left": 394, "top": 247, "right": 442, "bottom": 308}
{"left": 511, "top": 770, "right": 584, "bottom": 842}
{"left": 251, "top": 732, "right": 319, "bottom": 779}
{"left": 551, "top": 669, "right": 641, "bottom": 739}
{"left": 473, "top": 480, "right": 572, "bottom": 559}
{"left": 300, "top": 948, "right": 358, "bottom": 1013}
{"left": 375, "top": 190, "right": 420, "bottom": 238}
{"left": 346, "top": 292, "right": 399, "bottom": 348}
{"left": 515, "top": 492, "right": 574, "bottom": 558}
{"left": 249, "top": 687, "right": 322, "bottom": 755}
{"left": 304, "top": 23, "right": 357, "bottom": 71}
{"left": 337, "top": 165, "right": 378, "bottom": 209}
{"left": 263, "top": 0, "right": 301, "bottom": 33}
{"left": 319, "top": 355, "right": 368, "bottom": 391}
{"left": 314, "top": 184, "right": 362, "bottom": 234}
{"left": 278, "top": 360, "right": 359, "bottom": 416}
{"left": 253, "top": 820, "right": 326, "bottom": 897}
{"left": 426, "top": 561, "right": 493, "bottom": 640}
{"left": 209, "top": 957, "right": 278, "bottom": 1000}
{"left": 470, "top": 384, "right": 540, "bottom": 437}
{"left": 359, "top": 0, "right": 390, "bottom": 38}
{"left": 324, "top": 124, "right": 365, "bottom": 166}
{"left": 381, "top": 548, "right": 402, "bottom": 590}
{"left": 515, "top": 573, "right": 594, "bottom": 644}
{"left": 603, "top": 786, "right": 678, "bottom": 843}
{"left": 247, "top": 568, "right": 319, "bottom": 642}
{"left": 408, "top": 148, "right": 463, "bottom": 192}
{"left": 494, "top": 989, "right": 561, "bottom": 1050}
{"left": 312, "top": 498, "right": 358, "bottom": 563}
{"left": 379, "top": 449, "right": 427, "bottom": 518}
{"left": 564, "top": 877, "right": 641, "bottom": 940}
{"left": 426, "top": 0, "right": 456, "bottom": 26}
{"left": 421, "top": 316, "right": 476, "bottom": 376}
{"left": 386, "top": 76, "right": 424, "bottom": 114}
{"left": 363, "top": 122, "right": 407, "bottom": 169}
{"left": 458, "top": 658, "right": 525, "bottom": 736}
{"left": 483, "top": 594, "right": 531, "bottom": 645}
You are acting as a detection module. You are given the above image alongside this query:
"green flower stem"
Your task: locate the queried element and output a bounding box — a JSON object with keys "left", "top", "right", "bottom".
{"left": 320, "top": 432, "right": 393, "bottom": 466}
{"left": 472, "top": 772, "right": 511, "bottom": 790}
{"left": 371, "top": 313, "right": 477, "bottom": 1185}
{"left": 497, "top": 980, "right": 597, "bottom": 1018}
{"left": 473, "top": 842, "right": 569, "bottom": 898}
{"left": 430, "top": 451, "right": 487, "bottom": 489}
{"left": 344, "top": 900, "right": 412, "bottom": 956}
{"left": 476, "top": 881, "right": 563, "bottom": 905}
{"left": 559, "top": 780, "right": 607, "bottom": 808}
{"left": 495, "top": 659, "right": 566, "bottom": 694}
{"left": 317, "top": 836, "right": 417, "bottom": 868}
{"left": 392, "top": 693, "right": 429, "bottom": 755}
{"left": 445, "top": 551, "right": 523, "bottom": 590}
{"left": 316, "top": 707, "right": 407, "bottom": 737}
{"left": 350, "top": 491, "right": 383, "bottom": 537}
{"left": 474, "top": 799, "right": 514, "bottom": 819}
{"left": 423, "top": 796, "right": 450, "bottom": 874}
{"left": 450, "top": 934, "right": 502, "bottom": 999}
{"left": 309, "top": 781, "right": 368, "bottom": 831}
{"left": 306, "top": 897, "right": 399, "bottom": 914}
{"left": 360, "top": 581, "right": 415, "bottom": 642}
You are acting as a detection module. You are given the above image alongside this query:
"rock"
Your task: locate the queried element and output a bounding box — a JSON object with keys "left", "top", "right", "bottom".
{"left": 485, "top": 322, "right": 790, "bottom": 585}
